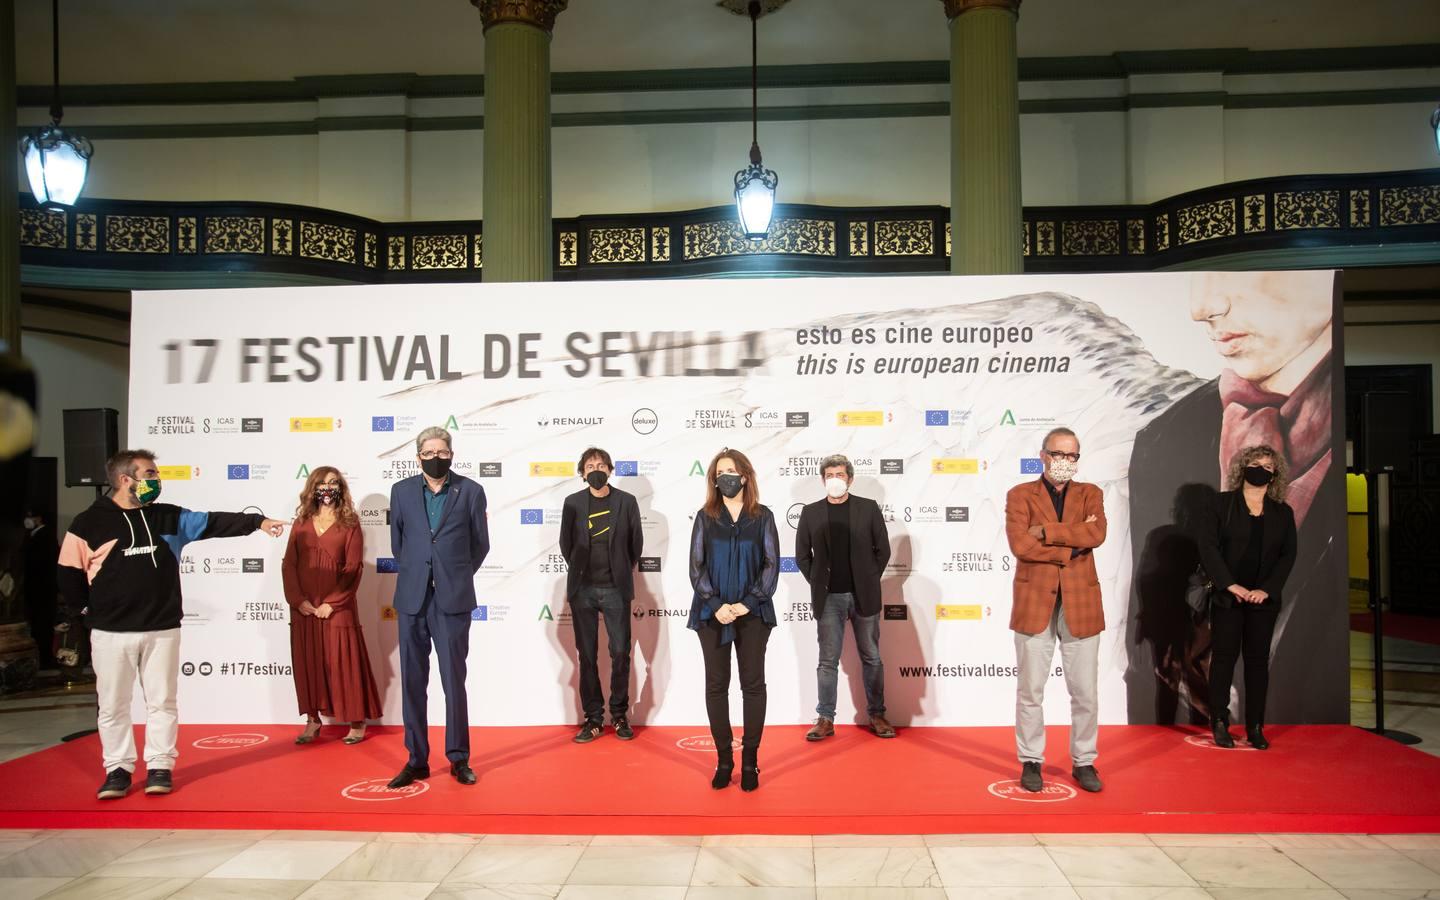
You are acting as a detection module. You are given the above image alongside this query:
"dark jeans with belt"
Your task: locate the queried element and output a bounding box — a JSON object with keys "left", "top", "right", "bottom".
{"left": 696, "top": 613, "right": 771, "bottom": 755}
{"left": 1208, "top": 600, "right": 1280, "bottom": 728}
{"left": 570, "top": 585, "right": 632, "bottom": 722}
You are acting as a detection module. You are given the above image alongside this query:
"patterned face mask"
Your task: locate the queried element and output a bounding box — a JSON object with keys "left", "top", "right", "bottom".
{"left": 1046, "top": 458, "right": 1078, "bottom": 484}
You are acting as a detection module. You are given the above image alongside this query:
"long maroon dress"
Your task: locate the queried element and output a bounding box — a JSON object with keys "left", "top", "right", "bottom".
{"left": 281, "top": 520, "right": 383, "bottom": 721}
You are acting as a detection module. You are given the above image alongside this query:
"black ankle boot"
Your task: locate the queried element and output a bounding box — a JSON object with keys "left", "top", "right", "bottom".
{"left": 740, "top": 748, "right": 760, "bottom": 792}
{"left": 1211, "top": 714, "right": 1235, "bottom": 748}
{"left": 1246, "top": 724, "right": 1269, "bottom": 750}
{"left": 711, "top": 754, "right": 734, "bottom": 789}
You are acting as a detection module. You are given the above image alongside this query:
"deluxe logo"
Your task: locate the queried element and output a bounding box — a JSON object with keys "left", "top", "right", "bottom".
{"left": 676, "top": 735, "right": 743, "bottom": 752}
{"left": 786, "top": 502, "right": 804, "bottom": 530}
{"left": 925, "top": 410, "right": 949, "bottom": 426}
{"left": 227, "top": 464, "right": 250, "bottom": 481}
{"left": 241, "top": 418, "right": 264, "bottom": 433}
{"left": 520, "top": 509, "right": 544, "bottom": 525}
{"left": 372, "top": 416, "right": 395, "bottom": 432}
{"left": 936, "top": 604, "right": 983, "bottom": 621}
{"left": 932, "top": 458, "right": 980, "bottom": 475}
{"left": 475, "top": 462, "right": 503, "bottom": 478}
{"left": 987, "top": 780, "right": 1076, "bottom": 802}
{"left": 946, "top": 506, "right": 970, "bottom": 523}
{"left": 192, "top": 733, "right": 269, "bottom": 750}
{"left": 632, "top": 408, "right": 659, "bottom": 435}
{"left": 779, "top": 557, "right": 800, "bottom": 573}
{"left": 376, "top": 558, "right": 398, "bottom": 573}
{"left": 837, "top": 410, "right": 884, "bottom": 426}
{"left": 242, "top": 558, "right": 264, "bottom": 574}
{"left": 881, "top": 459, "right": 904, "bottom": 475}
{"left": 614, "top": 460, "right": 639, "bottom": 477}
{"left": 341, "top": 777, "right": 430, "bottom": 802}
{"left": 157, "top": 465, "right": 193, "bottom": 481}
{"left": 1021, "top": 458, "right": 1044, "bottom": 475}
{"left": 884, "top": 604, "right": 909, "bottom": 621}
{"left": 529, "top": 462, "right": 571, "bottom": 477}
{"left": 471, "top": 606, "right": 488, "bottom": 621}
{"left": 638, "top": 557, "right": 662, "bottom": 572}
{"left": 290, "top": 417, "right": 335, "bottom": 432}
{"left": 786, "top": 412, "right": 809, "bottom": 427}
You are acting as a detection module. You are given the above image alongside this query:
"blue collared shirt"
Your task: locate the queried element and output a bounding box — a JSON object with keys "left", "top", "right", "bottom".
{"left": 423, "top": 473, "right": 452, "bottom": 532}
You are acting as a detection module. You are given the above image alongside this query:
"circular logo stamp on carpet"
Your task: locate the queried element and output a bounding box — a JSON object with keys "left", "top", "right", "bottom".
{"left": 192, "top": 733, "right": 269, "bottom": 750}
{"left": 341, "top": 777, "right": 431, "bottom": 802}
{"left": 987, "top": 779, "right": 1078, "bottom": 802}
{"left": 1183, "top": 733, "right": 1261, "bottom": 751}
{"left": 675, "top": 735, "right": 744, "bottom": 752}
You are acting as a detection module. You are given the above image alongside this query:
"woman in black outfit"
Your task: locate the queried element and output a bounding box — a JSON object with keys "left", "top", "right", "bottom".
{"left": 1197, "top": 444, "right": 1297, "bottom": 750}
{"left": 688, "top": 448, "right": 779, "bottom": 791}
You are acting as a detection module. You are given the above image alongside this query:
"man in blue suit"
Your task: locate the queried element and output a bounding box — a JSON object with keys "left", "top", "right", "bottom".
{"left": 387, "top": 426, "right": 490, "bottom": 788}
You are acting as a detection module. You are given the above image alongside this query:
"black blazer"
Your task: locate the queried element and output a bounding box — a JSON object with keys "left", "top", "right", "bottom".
{"left": 559, "top": 486, "right": 644, "bottom": 601}
{"left": 1196, "top": 489, "right": 1298, "bottom": 609}
{"left": 794, "top": 494, "right": 891, "bottom": 617}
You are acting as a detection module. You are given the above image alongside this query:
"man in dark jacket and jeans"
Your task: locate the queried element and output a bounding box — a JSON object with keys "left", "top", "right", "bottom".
{"left": 559, "top": 447, "right": 644, "bottom": 743}
{"left": 794, "top": 453, "right": 895, "bottom": 740}
{"left": 57, "top": 450, "right": 286, "bottom": 800}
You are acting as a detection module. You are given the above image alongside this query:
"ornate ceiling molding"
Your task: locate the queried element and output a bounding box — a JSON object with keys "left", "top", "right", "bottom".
{"left": 470, "top": 0, "right": 569, "bottom": 34}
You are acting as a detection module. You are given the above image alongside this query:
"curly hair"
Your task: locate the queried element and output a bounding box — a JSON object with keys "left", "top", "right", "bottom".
{"left": 1224, "top": 444, "right": 1290, "bottom": 502}
{"left": 294, "top": 466, "right": 359, "bottom": 528}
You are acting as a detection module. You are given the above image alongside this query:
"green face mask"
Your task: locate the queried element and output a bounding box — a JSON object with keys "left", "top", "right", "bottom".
{"left": 133, "top": 478, "right": 162, "bottom": 506}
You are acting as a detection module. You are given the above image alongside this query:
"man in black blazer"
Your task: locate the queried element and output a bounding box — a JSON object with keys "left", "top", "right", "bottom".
{"left": 388, "top": 426, "right": 490, "bottom": 789}
{"left": 794, "top": 453, "right": 894, "bottom": 739}
{"left": 558, "top": 447, "right": 644, "bottom": 743}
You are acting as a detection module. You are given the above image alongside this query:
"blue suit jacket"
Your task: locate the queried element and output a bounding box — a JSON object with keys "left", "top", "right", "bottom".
{"left": 389, "top": 473, "right": 490, "bottom": 616}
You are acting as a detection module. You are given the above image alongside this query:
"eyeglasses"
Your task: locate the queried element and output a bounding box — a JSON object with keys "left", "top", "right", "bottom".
{"left": 418, "top": 450, "right": 453, "bottom": 460}
{"left": 1044, "top": 450, "right": 1081, "bottom": 463}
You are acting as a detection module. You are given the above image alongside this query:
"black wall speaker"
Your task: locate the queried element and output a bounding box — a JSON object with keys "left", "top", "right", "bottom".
{"left": 62, "top": 408, "right": 118, "bottom": 487}
{"left": 1359, "top": 392, "right": 1413, "bottom": 473}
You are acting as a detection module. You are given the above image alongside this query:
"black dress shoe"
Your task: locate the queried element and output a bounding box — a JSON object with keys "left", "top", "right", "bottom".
{"left": 1071, "top": 765, "right": 1104, "bottom": 793}
{"left": 1211, "top": 717, "right": 1235, "bottom": 748}
{"left": 387, "top": 765, "right": 430, "bottom": 789}
{"left": 1246, "top": 725, "right": 1270, "bottom": 750}
{"left": 613, "top": 717, "right": 634, "bottom": 741}
{"left": 1020, "top": 761, "right": 1043, "bottom": 793}
{"left": 451, "top": 762, "right": 477, "bottom": 785}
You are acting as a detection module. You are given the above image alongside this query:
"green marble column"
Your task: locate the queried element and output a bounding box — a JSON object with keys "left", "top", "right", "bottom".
{"left": 943, "top": 0, "right": 1024, "bottom": 275}
{"left": 0, "top": 0, "right": 20, "bottom": 350}
{"left": 474, "top": 1, "right": 567, "bottom": 282}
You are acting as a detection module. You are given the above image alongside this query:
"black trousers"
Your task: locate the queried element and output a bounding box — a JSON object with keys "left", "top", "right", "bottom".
{"left": 696, "top": 613, "right": 771, "bottom": 756}
{"left": 1208, "top": 601, "right": 1280, "bottom": 728}
{"left": 570, "top": 585, "right": 632, "bottom": 721}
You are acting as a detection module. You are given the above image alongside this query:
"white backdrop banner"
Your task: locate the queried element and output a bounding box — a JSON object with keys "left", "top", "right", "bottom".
{"left": 127, "top": 271, "right": 1346, "bottom": 726}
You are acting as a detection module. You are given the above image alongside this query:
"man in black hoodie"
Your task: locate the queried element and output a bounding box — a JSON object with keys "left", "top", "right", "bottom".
{"left": 57, "top": 449, "right": 286, "bottom": 800}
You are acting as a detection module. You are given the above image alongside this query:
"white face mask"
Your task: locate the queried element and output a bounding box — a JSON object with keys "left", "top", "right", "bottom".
{"left": 1046, "top": 458, "right": 1078, "bottom": 484}
{"left": 824, "top": 477, "right": 849, "bottom": 499}
{"left": 23, "top": 517, "right": 38, "bottom": 531}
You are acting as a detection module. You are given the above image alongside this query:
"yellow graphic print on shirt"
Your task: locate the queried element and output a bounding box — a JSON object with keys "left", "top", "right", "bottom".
{"left": 588, "top": 508, "right": 612, "bottom": 539}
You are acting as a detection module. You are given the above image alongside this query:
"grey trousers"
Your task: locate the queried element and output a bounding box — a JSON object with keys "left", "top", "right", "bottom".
{"left": 1014, "top": 602, "right": 1100, "bottom": 767}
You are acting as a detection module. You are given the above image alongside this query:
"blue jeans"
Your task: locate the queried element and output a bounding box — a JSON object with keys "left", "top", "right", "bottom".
{"left": 816, "top": 592, "right": 885, "bottom": 719}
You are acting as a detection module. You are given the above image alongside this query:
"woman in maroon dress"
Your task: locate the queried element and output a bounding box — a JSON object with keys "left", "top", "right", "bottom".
{"left": 282, "top": 466, "right": 383, "bottom": 744}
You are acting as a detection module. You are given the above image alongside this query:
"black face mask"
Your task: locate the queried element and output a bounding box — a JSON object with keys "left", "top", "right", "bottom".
{"left": 585, "top": 470, "right": 609, "bottom": 490}
{"left": 421, "top": 456, "right": 452, "bottom": 479}
{"left": 716, "top": 473, "right": 744, "bottom": 499}
{"left": 1244, "top": 465, "right": 1274, "bottom": 487}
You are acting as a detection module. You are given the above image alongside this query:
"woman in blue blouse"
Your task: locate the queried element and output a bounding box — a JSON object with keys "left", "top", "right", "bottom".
{"left": 688, "top": 448, "right": 780, "bottom": 791}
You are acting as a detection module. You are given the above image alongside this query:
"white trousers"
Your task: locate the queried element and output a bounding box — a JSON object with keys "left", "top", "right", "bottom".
{"left": 1014, "top": 603, "right": 1100, "bottom": 767}
{"left": 90, "top": 628, "right": 181, "bottom": 773}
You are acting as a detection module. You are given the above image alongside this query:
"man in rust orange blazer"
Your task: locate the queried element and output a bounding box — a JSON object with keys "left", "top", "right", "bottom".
{"left": 1006, "top": 427, "right": 1108, "bottom": 794}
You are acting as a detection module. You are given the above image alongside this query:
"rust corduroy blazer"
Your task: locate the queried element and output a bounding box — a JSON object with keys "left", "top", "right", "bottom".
{"left": 1005, "top": 478, "right": 1109, "bottom": 638}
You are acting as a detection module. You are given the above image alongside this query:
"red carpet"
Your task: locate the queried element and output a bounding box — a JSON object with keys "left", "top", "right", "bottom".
{"left": 1351, "top": 612, "right": 1440, "bottom": 646}
{"left": 2, "top": 724, "right": 1439, "bottom": 834}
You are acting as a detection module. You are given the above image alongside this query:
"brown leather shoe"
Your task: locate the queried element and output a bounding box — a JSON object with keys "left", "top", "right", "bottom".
{"left": 806, "top": 717, "right": 835, "bottom": 741}
{"left": 870, "top": 715, "right": 897, "bottom": 738}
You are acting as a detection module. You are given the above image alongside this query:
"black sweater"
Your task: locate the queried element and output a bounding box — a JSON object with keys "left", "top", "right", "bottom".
{"left": 57, "top": 496, "right": 263, "bottom": 632}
